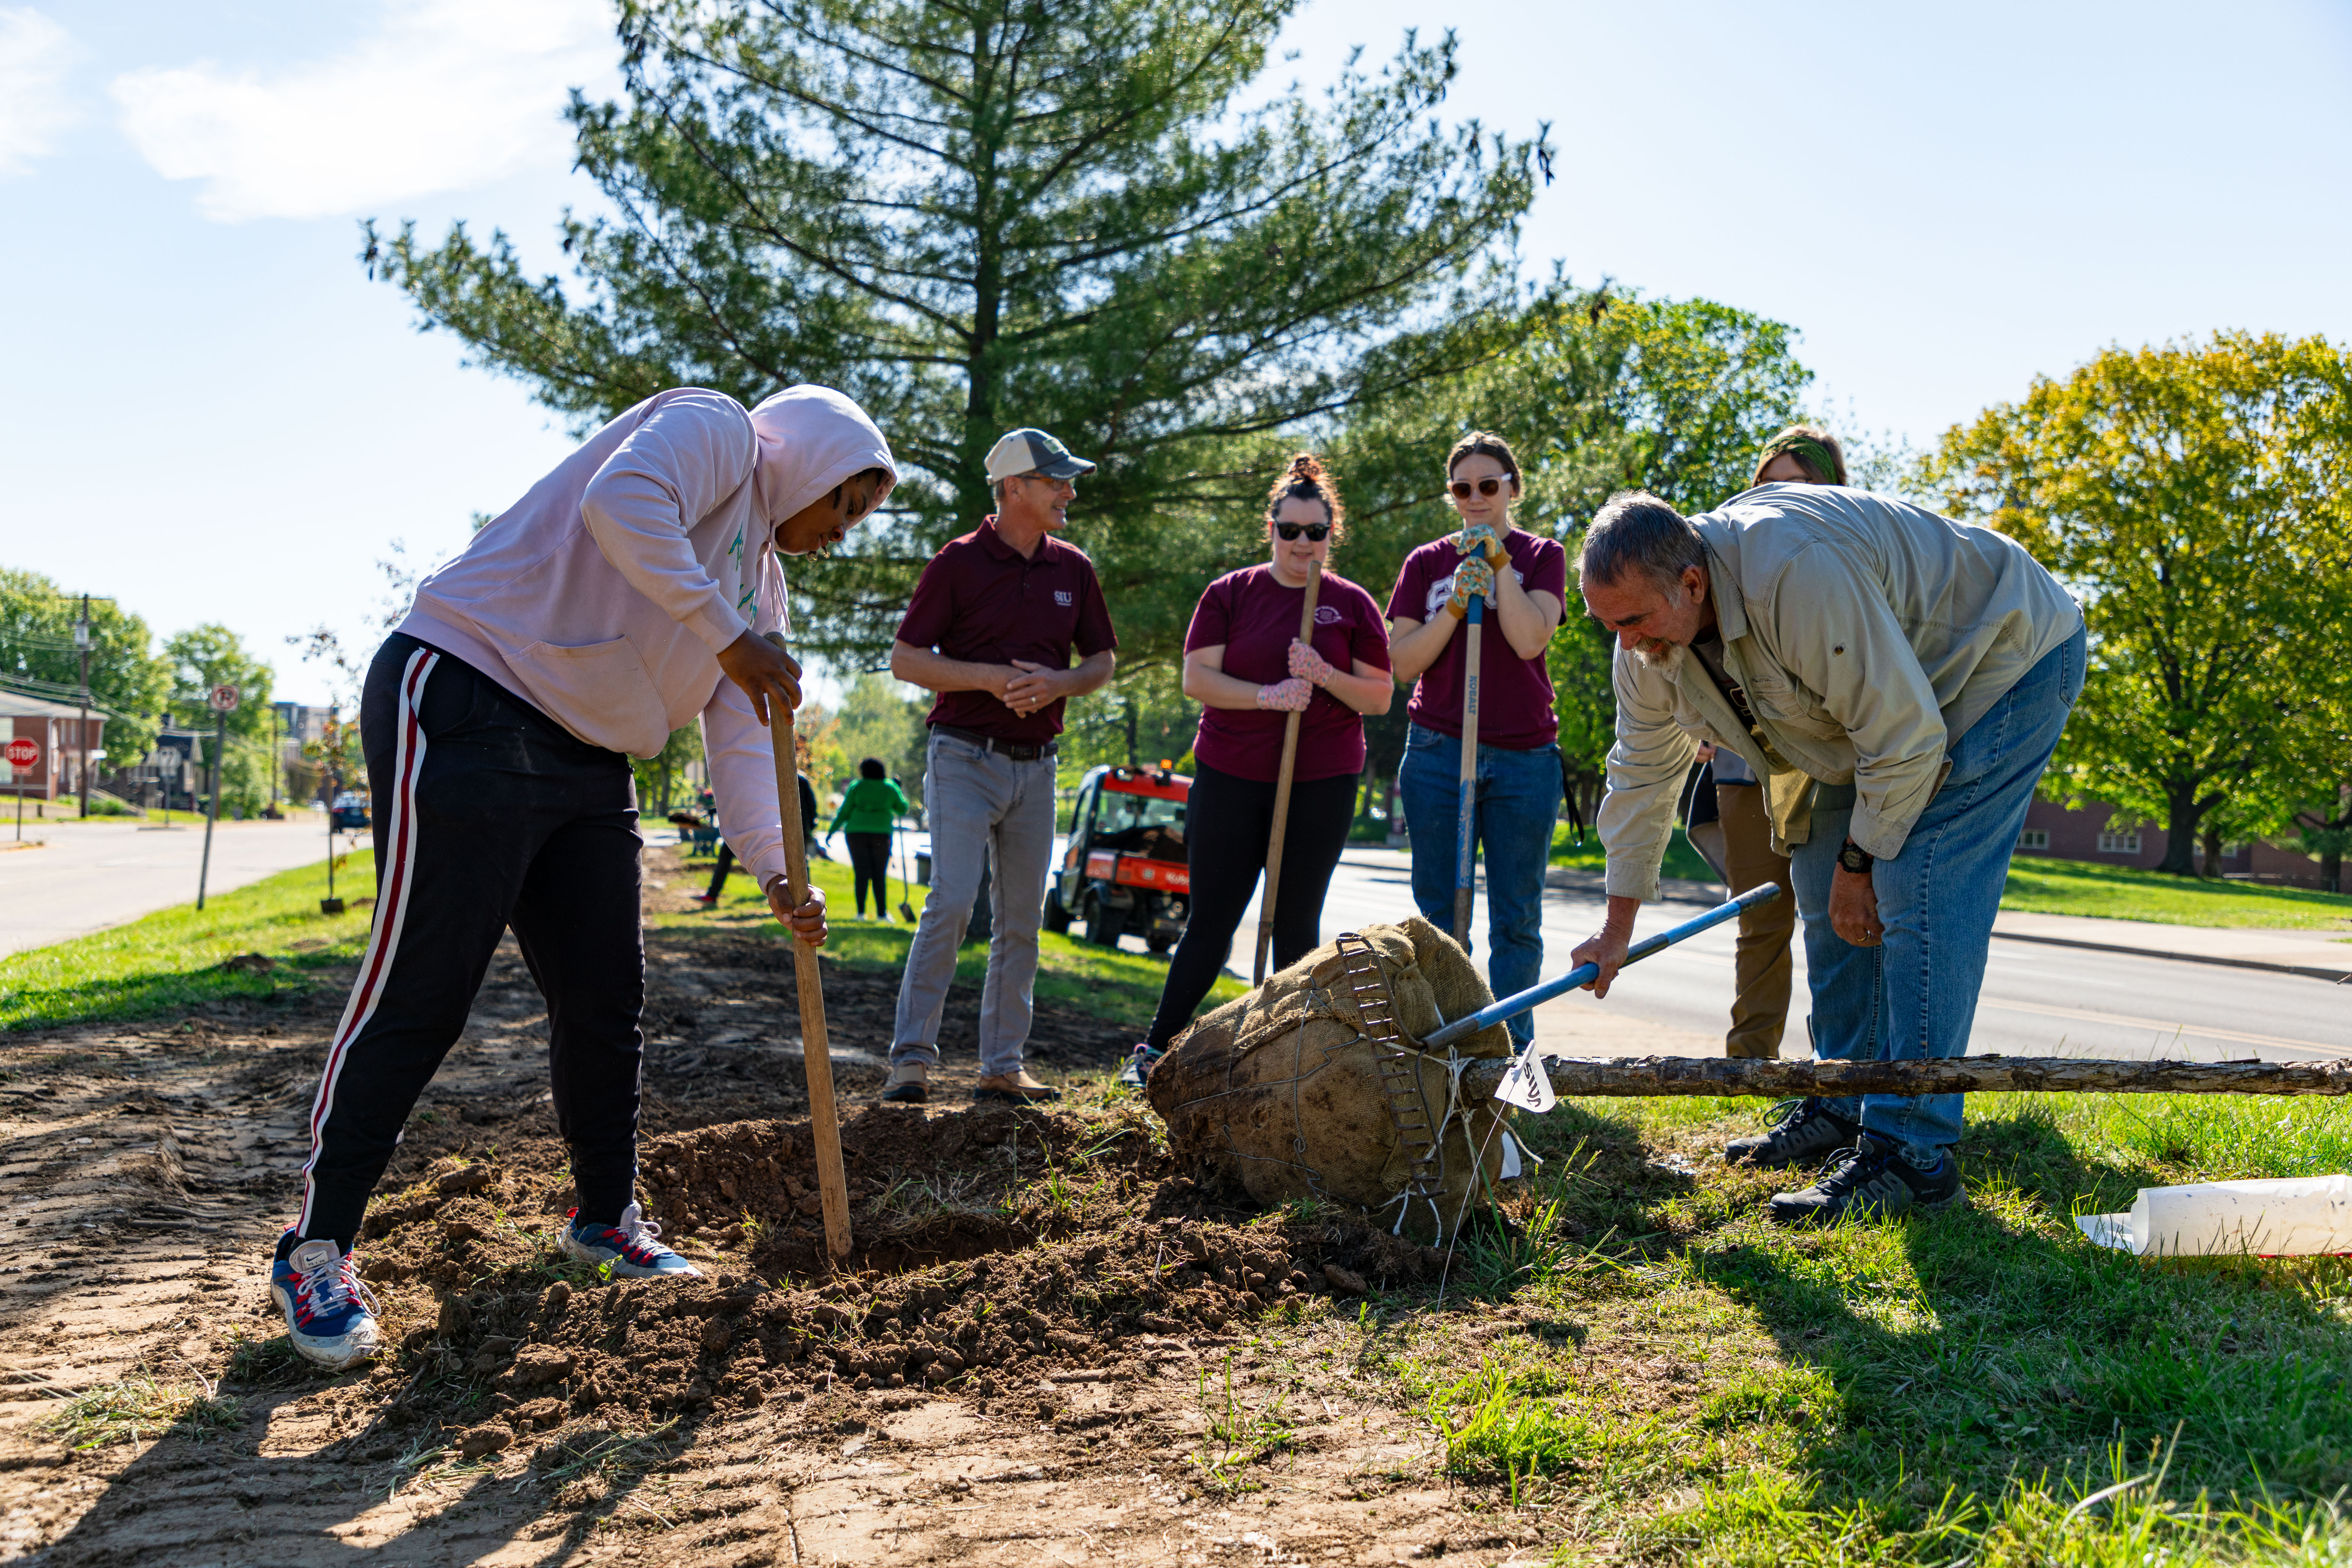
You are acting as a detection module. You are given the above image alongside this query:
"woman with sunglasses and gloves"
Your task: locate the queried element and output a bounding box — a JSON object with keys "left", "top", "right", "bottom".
{"left": 1124, "top": 455, "right": 1392, "bottom": 1083}
{"left": 1385, "top": 431, "right": 1567, "bottom": 1046}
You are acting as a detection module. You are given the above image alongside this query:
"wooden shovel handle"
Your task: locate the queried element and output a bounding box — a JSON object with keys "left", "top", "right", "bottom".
{"left": 764, "top": 634, "right": 852, "bottom": 1263}
{"left": 1453, "top": 599, "right": 1482, "bottom": 946}
{"left": 1253, "top": 563, "right": 1322, "bottom": 985}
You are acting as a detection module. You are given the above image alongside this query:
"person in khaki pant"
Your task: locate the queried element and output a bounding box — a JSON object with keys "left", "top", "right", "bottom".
{"left": 1699, "top": 426, "right": 1847, "bottom": 1059}
{"left": 1697, "top": 741, "right": 1798, "bottom": 1057}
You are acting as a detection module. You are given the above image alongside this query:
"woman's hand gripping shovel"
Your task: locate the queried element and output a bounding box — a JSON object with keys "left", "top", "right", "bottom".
{"left": 763, "top": 633, "right": 853, "bottom": 1265}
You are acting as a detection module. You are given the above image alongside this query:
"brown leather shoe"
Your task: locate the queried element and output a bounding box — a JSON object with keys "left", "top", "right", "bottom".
{"left": 972, "top": 1070, "right": 1061, "bottom": 1105}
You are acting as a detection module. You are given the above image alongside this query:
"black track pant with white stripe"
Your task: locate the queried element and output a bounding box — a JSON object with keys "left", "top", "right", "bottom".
{"left": 293, "top": 633, "right": 646, "bottom": 1254}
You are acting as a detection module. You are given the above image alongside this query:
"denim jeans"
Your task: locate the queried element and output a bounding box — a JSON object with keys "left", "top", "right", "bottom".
{"left": 1791, "top": 625, "right": 2086, "bottom": 1165}
{"left": 891, "top": 730, "right": 1057, "bottom": 1077}
{"left": 1398, "top": 724, "right": 1564, "bottom": 1045}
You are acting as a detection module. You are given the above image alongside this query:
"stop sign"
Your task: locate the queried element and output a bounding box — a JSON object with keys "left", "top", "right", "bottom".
{"left": 3, "top": 737, "right": 35, "bottom": 769}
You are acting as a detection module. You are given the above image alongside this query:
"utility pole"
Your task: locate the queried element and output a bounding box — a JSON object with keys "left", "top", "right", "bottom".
{"left": 197, "top": 683, "right": 239, "bottom": 910}
{"left": 73, "top": 595, "right": 92, "bottom": 819}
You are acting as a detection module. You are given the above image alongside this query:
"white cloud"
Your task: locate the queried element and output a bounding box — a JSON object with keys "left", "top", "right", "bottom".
{"left": 0, "top": 7, "right": 75, "bottom": 178}
{"left": 111, "top": 0, "right": 613, "bottom": 222}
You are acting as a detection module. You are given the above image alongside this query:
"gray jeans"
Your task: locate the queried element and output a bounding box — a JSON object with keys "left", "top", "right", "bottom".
{"left": 891, "top": 729, "right": 1057, "bottom": 1076}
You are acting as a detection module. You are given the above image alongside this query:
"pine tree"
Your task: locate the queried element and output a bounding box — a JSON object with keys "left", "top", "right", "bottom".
{"left": 370, "top": 0, "right": 1546, "bottom": 665}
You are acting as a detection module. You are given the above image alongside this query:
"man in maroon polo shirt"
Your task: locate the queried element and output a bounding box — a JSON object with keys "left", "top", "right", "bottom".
{"left": 883, "top": 428, "right": 1119, "bottom": 1104}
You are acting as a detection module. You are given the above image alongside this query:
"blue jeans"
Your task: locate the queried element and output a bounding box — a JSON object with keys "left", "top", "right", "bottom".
{"left": 892, "top": 730, "right": 1058, "bottom": 1077}
{"left": 1398, "top": 724, "right": 1564, "bottom": 1046}
{"left": 1791, "top": 625, "right": 2086, "bottom": 1165}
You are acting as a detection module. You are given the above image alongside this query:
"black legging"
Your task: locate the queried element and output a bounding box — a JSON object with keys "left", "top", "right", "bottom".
{"left": 844, "top": 831, "right": 892, "bottom": 916}
{"left": 1146, "top": 763, "right": 1358, "bottom": 1049}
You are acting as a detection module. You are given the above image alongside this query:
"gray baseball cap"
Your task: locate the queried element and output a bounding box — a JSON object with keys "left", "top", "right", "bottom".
{"left": 985, "top": 428, "right": 1097, "bottom": 484}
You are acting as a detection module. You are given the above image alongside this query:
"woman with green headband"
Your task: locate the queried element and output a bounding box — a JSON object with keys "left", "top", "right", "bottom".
{"left": 1697, "top": 425, "right": 1847, "bottom": 1059}
{"left": 1754, "top": 425, "right": 1847, "bottom": 488}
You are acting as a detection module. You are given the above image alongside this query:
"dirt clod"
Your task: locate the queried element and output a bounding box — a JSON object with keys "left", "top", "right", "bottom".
{"left": 457, "top": 1423, "right": 514, "bottom": 1459}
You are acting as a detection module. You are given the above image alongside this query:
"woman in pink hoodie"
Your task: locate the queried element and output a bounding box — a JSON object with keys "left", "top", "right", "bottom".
{"left": 269, "top": 385, "right": 896, "bottom": 1370}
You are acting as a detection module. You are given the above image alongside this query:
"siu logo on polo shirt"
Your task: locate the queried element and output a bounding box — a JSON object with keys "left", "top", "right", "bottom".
{"left": 1055, "top": 589, "right": 1073, "bottom": 607}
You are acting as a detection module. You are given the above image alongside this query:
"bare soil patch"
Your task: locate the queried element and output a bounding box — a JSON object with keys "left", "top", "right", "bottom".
{"left": 0, "top": 849, "right": 1569, "bottom": 1565}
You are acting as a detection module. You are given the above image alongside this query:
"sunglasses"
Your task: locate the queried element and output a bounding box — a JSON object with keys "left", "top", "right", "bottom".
{"left": 1449, "top": 477, "right": 1510, "bottom": 499}
{"left": 1274, "top": 522, "right": 1330, "bottom": 542}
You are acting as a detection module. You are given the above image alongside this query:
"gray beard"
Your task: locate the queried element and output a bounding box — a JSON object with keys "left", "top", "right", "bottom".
{"left": 1631, "top": 638, "right": 1685, "bottom": 673}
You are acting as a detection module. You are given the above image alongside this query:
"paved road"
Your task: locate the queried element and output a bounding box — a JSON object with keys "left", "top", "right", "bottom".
{"left": 1082, "top": 844, "right": 2352, "bottom": 1066}
{"left": 0, "top": 818, "right": 343, "bottom": 957}
{"left": 662, "top": 827, "right": 2352, "bottom": 1066}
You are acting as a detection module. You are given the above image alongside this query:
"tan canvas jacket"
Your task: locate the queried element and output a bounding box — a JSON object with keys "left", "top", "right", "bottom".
{"left": 1595, "top": 484, "right": 2081, "bottom": 901}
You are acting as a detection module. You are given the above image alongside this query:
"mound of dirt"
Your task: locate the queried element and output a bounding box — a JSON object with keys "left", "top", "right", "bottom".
{"left": 339, "top": 1102, "right": 1451, "bottom": 1456}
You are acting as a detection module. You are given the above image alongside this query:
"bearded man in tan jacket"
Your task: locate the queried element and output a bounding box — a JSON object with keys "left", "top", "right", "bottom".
{"left": 1572, "top": 484, "right": 2084, "bottom": 1225}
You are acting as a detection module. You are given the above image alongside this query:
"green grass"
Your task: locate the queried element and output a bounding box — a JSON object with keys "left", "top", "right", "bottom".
{"left": 2002, "top": 856, "right": 2352, "bottom": 931}
{"left": 38, "top": 1375, "right": 244, "bottom": 1450}
{"left": 0, "top": 852, "right": 376, "bottom": 1032}
{"left": 1380, "top": 1088, "right": 2352, "bottom": 1564}
{"left": 651, "top": 848, "right": 1245, "bottom": 1026}
{"left": 1550, "top": 819, "right": 1723, "bottom": 883}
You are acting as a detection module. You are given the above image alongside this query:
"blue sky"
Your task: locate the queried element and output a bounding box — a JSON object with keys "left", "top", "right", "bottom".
{"left": 4, "top": 0, "right": 2347, "bottom": 705}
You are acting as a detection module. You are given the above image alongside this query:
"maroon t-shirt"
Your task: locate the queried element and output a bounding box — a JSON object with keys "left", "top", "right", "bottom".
{"left": 1385, "top": 530, "right": 1567, "bottom": 750}
{"left": 1185, "top": 566, "right": 1392, "bottom": 783}
{"left": 895, "top": 517, "right": 1118, "bottom": 742}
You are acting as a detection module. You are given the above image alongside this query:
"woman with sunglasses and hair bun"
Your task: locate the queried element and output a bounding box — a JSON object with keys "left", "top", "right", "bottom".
{"left": 1385, "top": 431, "right": 1567, "bottom": 1046}
{"left": 1122, "top": 454, "right": 1393, "bottom": 1082}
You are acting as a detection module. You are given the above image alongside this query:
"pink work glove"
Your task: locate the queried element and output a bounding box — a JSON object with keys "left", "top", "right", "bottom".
{"left": 1255, "top": 678, "right": 1313, "bottom": 712}
{"left": 1287, "top": 639, "right": 1337, "bottom": 687}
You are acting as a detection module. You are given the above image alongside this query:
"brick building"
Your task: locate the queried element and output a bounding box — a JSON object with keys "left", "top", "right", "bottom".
{"left": 2018, "top": 797, "right": 2329, "bottom": 887}
{"left": 0, "top": 691, "right": 108, "bottom": 803}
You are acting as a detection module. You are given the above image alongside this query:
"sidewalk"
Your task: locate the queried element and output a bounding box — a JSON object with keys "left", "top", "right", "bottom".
{"left": 1989, "top": 909, "right": 2352, "bottom": 983}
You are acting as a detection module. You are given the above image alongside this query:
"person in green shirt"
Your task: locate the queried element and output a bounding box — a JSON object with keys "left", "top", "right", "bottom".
{"left": 829, "top": 758, "right": 912, "bottom": 918}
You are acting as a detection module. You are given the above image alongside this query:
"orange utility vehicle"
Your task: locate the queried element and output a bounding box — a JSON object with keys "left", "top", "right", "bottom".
{"left": 1043, "top": 763, "right": 1192, "bottom": 952}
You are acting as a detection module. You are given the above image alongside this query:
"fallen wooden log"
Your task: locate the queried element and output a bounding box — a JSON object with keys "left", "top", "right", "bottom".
{"left": 1459, "top": 1054, "right": 2352, "bottom": 1101}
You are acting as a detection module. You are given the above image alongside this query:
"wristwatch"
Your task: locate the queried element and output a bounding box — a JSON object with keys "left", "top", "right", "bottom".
{"left": 1836, "top": 839, "right": 1875, "bottom": 875}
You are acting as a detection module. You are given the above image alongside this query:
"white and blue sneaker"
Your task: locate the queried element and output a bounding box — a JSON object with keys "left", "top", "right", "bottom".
{"left": 1117, "top": 1043, "right": 1163, "bottom": 1091}
{"left": 270, "top": 1233, "right": 382, "bottom": 1370}
{"left": 558, "top": 1203, "right": 701, "bottom": 1279}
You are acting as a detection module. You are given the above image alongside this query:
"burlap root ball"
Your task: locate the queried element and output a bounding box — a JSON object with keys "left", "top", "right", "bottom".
{"left": 1145, "top": 916, "right": 1519, "bottom": 1244}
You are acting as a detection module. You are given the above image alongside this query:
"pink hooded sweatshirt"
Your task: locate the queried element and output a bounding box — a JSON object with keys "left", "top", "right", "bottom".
{"left": 399, "top": 385, "right": 897, "bottom": 888}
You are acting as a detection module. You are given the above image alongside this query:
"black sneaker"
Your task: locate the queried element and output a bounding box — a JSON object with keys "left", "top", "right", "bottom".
{"left": 1767, "top": 1135, "right": 1964, "bottom": 1226}
{"left": 1723, "top": 1097, "right": 1862, "bottom": 1170}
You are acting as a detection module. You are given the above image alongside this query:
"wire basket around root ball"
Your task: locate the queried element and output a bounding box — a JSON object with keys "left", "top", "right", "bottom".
{"left": 1145, "top": 916, "right": 1520, "bottom": 1244}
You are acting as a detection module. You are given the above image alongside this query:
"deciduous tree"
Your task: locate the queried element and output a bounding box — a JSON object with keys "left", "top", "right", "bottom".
{"left": 165, "top": 624, "right": 278, "bottom": 817}
{"left": 1311, "top": 290, "right": 1811, "bottom": 816}
{"left": 1924, "top": 332, "right": 2352, "bottom": 875}
{"left": 0, "top": 568, "right": 173, "bottom": 767}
